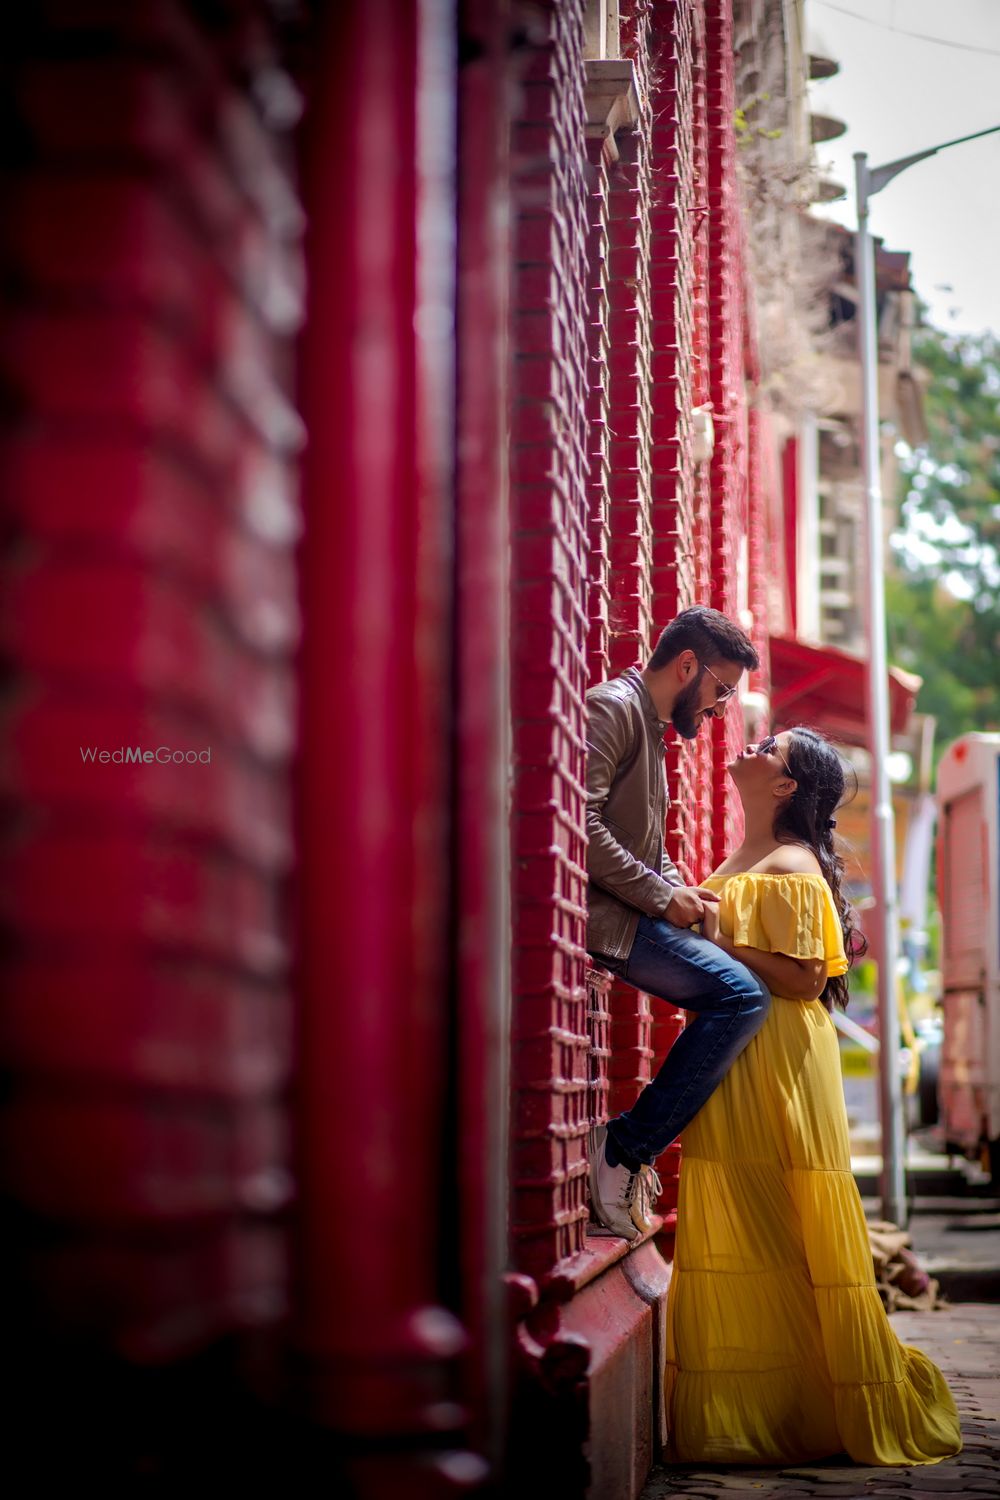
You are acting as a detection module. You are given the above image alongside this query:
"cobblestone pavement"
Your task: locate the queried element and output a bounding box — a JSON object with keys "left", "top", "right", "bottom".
{"left": 640, "top": 1302, "right": 1000, "bottom": 1499}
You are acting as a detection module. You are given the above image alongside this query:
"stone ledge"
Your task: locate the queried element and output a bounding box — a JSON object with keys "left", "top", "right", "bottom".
{"left": 585, "top": 58, "right": 640, "bottom": 163}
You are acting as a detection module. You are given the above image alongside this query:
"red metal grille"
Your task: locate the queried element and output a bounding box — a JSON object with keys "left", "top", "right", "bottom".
{"left": 645, "top": 0, "right": 701, "bottom": 1230}
{"left": 586, "top": 136, "right": 613, "bottom": 689}
{"left": 601, "top": 0, "right": 659, "bottom": 1135}
{"left": 607, "top": 6, "right": 655, "bottom": 677}
{"left": 509, "top": 0, "right": 593, "bottom": 1279}
{"left": 585, "top": 965, "right": 613, "bottom": 1128}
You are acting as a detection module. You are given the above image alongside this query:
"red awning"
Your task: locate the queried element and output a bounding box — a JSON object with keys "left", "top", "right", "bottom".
{"left": 769, "top": 635, "right": 921, "bottom": 748}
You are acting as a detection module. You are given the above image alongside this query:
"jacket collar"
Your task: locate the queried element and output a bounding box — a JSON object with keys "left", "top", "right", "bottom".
{"left": 623, "top": 666, "right": 668, "bottom": 736}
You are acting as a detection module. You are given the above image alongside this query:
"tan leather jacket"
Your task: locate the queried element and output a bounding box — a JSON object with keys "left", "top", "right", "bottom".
{"left": 585, "top": 666, "right": 682, "bottom": 961}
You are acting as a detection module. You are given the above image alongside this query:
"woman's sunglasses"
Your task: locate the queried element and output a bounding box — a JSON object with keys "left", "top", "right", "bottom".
{"left": 755, "top": 734, "right": 793, "bottom": 778}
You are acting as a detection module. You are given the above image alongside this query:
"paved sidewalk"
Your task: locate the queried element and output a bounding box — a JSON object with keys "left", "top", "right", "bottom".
{"left": 640, "top": 1302, "right": 1000, "bottom": 1499}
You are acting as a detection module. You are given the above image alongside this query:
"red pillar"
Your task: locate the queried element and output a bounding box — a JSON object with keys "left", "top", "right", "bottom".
{"left": 781, "top": 435, "right": 800, "bottom": 637}
{"left": 0, "top": 0, "right": 303, "bottom": 1475}
{"left": 705, "top": 0, "right": 747, "bottom": 865}
{"left": 689, "top": 0, "right": 718, "bottom": 883}
{"left": 747, "top": 408, "right": 775, "bottom": 698}
{"left": 454, "top": 0, "right": 514, "bottom": 1471}
{"left": 293, "top": 3, "right": 480, "bottom": 1492}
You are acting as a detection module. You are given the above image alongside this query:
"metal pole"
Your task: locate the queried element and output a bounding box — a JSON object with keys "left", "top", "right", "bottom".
{"left": 854, "top": 151, "right": 907, "bottom": 1227}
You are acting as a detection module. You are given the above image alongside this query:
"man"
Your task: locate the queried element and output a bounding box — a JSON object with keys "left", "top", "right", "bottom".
{"left": 586, "top": 606, "right": 770, "bottom": 1239}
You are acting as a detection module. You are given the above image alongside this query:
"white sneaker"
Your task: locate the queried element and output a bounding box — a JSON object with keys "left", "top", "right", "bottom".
{"left": 588, "top": 1125, "right": 641, "bottom": 1241}
{"left": 634, "top": 1163, "right": 663, "bottom": 1235}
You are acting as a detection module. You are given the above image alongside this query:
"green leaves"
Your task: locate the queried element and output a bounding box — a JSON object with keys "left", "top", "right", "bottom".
{"left": 891, "top": 323, "right": 1000, "bottom": 737}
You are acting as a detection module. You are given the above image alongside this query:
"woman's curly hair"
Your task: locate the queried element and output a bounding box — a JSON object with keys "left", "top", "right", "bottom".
{"left": 772, "top": 727, "right": 868, "bottom": 1011}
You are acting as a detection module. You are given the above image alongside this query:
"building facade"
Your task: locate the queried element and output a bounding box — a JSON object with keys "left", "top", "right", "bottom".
{"left": 0, "top": 1, "right": 898, "bottom": 1495}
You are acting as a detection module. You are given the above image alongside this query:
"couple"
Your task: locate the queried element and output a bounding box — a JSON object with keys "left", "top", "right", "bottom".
{"left": 585, "top": 607, "right": 960, "bottom": 1467}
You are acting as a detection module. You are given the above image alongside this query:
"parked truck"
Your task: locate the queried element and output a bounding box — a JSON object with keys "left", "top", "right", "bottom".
{"left": 936, "top": 732, "right": 1000, "bottom": 1176}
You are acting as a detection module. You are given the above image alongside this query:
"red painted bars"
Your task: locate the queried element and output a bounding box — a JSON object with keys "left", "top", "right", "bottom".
{"left": 508, "top": 0, "right": 593, "bottom": 1283}
{"left": 584, "top": 118, "right": 615, "bottom": 1142}
{"left": 687, "top": 0, "right": 719, "bottom": 884}
{"left": 646, "top": 0, "right": 702, "bottom": 1236}
{"left": 586, "top": 132, "right": 613, "bottom": 692}
{"left": 705, "top": 0, "right": 748, "bottom": 864}
{"left": 605, "top": 2, "right": 657, "bottom": 1135}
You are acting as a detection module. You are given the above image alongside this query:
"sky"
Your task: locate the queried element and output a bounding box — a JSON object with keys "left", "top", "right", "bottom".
{"left": 806, "top": 0, "right": 1000, "bottom": 338}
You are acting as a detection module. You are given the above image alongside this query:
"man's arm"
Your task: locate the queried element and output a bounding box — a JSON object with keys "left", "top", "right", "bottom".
{"left": 586, "top": 691, "right": 718, "bottom": 926}
{"left": 586, "top": 690, "right": 679, "bottom": 919}
{"left": 661, "top": 837, "right": 682, "bottom": 891}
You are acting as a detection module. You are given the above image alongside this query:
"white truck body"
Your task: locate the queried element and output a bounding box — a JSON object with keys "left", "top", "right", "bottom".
{"left": 936, "top": 732, "right": 1000, "bottom": 1160}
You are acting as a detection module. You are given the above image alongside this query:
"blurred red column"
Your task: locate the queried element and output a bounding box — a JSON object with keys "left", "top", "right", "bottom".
{"left": 453, "top": 0, "right": 514, "bottom": 1472}
{"left": 0, "top": 0, "right": 302, "bottom": 1388}
{"left": 293, "top": 1, "right": 479, "bottom": 1490}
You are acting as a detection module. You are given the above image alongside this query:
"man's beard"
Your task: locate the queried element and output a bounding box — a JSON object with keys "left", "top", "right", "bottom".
{"left": 671, "top": 675, "right": 704, "bottom": 740}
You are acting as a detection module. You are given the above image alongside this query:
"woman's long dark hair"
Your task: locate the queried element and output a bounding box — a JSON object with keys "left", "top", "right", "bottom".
{"left": 772, "top": 727, "right": 868, "bottom": 1011}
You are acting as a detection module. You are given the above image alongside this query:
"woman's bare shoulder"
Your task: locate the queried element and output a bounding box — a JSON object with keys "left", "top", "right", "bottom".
{"left": 756, "top": 844, "right": 823, "bottom": 877}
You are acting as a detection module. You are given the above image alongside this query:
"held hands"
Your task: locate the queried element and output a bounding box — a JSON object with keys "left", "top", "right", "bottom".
{"left": 699, "top": 902, "right": 720, "bottom": 941}
{"left": 667, "top": 885, "right": 721, "bottom": 928}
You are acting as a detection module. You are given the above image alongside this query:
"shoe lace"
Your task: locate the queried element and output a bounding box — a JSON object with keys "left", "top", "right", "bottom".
{"left": 630, "top": 1165, "right": 663, "bottom": 1223}
{"left": 616, "top": 1170, "right": 640, "bottom": 1209}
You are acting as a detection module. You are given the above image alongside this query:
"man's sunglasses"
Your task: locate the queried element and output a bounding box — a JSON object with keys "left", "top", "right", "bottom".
{"left": 698, "top": 660, "right": 739, "bottom": 703}
{"left": 755, "top": 734, "right": 793, "bottom": 777}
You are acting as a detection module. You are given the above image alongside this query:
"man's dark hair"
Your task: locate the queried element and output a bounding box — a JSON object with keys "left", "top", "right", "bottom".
{"left": 648, "top": 606, "right": 759, "bottom": 672}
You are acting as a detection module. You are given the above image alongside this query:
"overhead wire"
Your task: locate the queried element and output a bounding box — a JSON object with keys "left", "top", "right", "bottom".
{"left": 813, "top": 0, "right": 1000, "bottom": 59}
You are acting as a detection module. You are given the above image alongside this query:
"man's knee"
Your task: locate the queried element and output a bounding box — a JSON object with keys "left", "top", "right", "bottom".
{"left": 721, "top": 959, "right": 771, "bottom": 1023}
{"left": 741, "top": 979, "right": 771, "bottom": 1034}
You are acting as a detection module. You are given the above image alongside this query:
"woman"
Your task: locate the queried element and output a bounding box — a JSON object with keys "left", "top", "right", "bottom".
{"left": 664, "top": 727, "right": 961, "bottom": 1466}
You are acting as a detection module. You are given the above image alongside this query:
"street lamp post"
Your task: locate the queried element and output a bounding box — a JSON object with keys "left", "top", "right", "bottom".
{"left": 854, "top": 124, "right": 1000, "bottom": 1228}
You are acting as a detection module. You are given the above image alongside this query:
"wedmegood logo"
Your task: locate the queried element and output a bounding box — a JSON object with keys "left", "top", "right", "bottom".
{"left": 79, "top": 747, "right": 212, "bottom": 765}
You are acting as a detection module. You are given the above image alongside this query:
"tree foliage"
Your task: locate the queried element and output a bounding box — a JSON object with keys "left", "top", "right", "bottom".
{"left": 889, "top": 324, "right": 1000, "bottom": 737}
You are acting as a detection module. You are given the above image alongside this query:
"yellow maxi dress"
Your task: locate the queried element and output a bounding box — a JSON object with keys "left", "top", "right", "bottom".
{"left": 664, "top": 872, "right": 962, "bottom": 1466}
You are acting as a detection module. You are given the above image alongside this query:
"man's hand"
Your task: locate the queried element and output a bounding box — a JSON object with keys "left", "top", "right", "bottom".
{"left": 665, "top": 885, "right": 721, "bottom": 928}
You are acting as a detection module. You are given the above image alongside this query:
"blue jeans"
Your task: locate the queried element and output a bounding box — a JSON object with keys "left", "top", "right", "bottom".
{"left": 592, "top": 913, "right": 770, "bottom": 1168}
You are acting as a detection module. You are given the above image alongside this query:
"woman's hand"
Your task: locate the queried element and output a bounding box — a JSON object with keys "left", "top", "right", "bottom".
{"left": 667, "top": 885, "right": 721, "bottom": 927}
{"left": 700, "top": 903, "right": 720, "bottom": 942}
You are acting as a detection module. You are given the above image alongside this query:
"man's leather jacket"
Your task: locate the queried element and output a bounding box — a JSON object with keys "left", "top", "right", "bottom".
{"left": 585, "top": 666, "right": 682, "bottom": 961}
